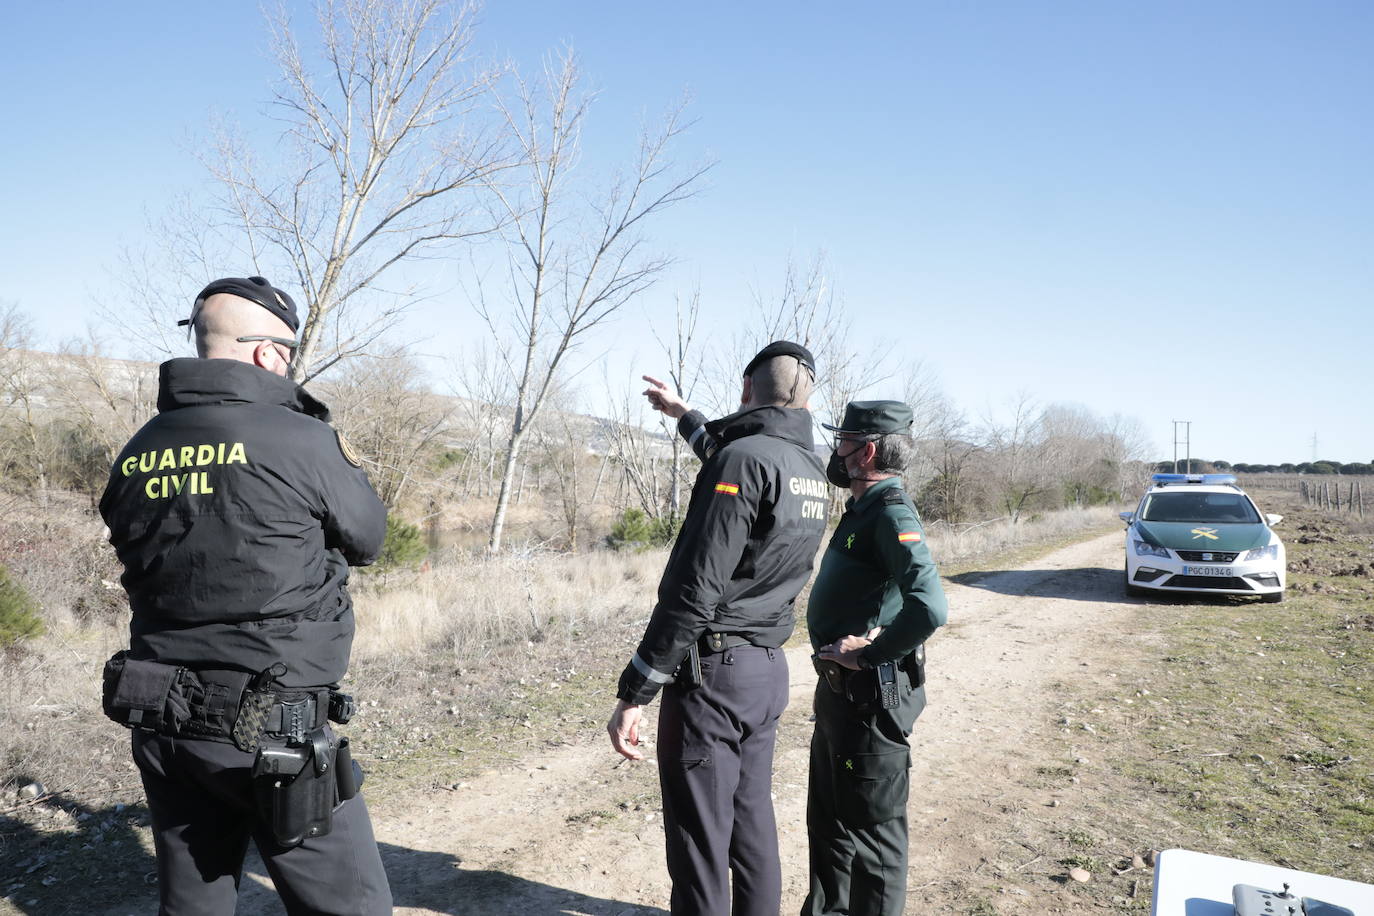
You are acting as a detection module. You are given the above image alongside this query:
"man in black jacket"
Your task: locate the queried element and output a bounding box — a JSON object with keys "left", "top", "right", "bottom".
{"left": 609, "top": 342, "right": 829, "bottom": 916}
{"left": 99, "top": 277, "right": 391, "bottom": 915}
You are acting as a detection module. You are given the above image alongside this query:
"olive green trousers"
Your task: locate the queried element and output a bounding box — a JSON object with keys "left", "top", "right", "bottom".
{"left": 802, "top": 678, "right": 925, "bottom": 916}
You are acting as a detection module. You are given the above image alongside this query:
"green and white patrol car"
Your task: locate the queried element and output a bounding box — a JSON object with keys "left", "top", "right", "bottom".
{"left": 1120, "top": 474, "right": 1286, "bottom": 603}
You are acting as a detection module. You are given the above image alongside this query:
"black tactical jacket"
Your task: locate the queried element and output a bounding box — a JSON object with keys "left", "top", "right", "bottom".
{"left": 616, "top": 405, "right": 829, "bottom": 704}
{"left": 98, "top": 358, "right": 386, "bottom": 688}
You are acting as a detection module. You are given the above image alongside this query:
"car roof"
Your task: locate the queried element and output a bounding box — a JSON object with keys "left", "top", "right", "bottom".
{"left": 1145, "top": 485, "right": 1249, "bottom": 496}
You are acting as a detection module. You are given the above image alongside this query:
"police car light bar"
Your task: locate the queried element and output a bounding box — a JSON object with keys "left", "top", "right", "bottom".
{"left": 1151, "top": 473, "right": 1238, "bottom": 485}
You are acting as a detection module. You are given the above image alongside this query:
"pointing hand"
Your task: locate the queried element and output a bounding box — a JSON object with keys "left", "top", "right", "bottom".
{"left": 642, "top": 375, "right": 689, "bottom": 420}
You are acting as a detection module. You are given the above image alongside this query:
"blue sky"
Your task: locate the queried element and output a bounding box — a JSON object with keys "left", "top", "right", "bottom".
{"left": 2, "top": 1, "right": 1370, "bottom": 463}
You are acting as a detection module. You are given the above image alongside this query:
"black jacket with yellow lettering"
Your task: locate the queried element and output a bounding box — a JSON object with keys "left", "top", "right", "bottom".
{"left": 98, "top": 358, "right": 386, "bottom": 688}
{"left": 616, "top": 405, "right": 829, "bottom": 705}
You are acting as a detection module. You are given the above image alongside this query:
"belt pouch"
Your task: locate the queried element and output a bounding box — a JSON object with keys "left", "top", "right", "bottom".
{"left": 334, "top": 736, "right": 363, "bottom": 802}
{"left": 101, "top": 652, "right": 188, "bottom": 732}
{"left": 812, "top": 656, "right": 848, "bottom": 696}
{"left": 844, "top": 668, "right": 879, "bottom": 706}
{"left": 674, "top": 644, "right": 703, "bottom": 689}
{"left": 253, "top": 729, "right": 336, "bottom": 847}
{"left": 903, "top": 646, "right": 927, "bottom": 689}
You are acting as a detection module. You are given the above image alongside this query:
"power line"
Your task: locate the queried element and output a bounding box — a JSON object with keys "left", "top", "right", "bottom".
{"left": 1172, "top": 420, "right": 1191, "bottom": 474}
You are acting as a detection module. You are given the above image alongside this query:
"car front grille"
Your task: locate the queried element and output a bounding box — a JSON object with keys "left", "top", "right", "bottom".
{"left": 1163, "top": 575, "right": 1253, "bottom": 590}
{"left": 1176, "top": 550, "right": 1239, "bottom": 562}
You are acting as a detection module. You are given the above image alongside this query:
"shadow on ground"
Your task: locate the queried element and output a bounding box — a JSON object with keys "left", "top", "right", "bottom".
{"left": 1, "top": 793, "right": 157, "bottom": 916}
{"left": 947, "top": 566, "right": 1273, "bottom": 607}
{"left": 947, "top": 566, "right": 1125, "bottom": 601}
{"left": 375, "top": 843, "right": 668, "bottom": 915}
{"left": 233, "top": 842, "right": 667, "bottom": 916}
{"left": 3, "top": 800, "right": 663, "bottom": 916}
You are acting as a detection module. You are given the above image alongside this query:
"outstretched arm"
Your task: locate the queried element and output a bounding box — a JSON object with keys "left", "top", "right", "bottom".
{"left": 643, "top": 374, "right": 718, "bottom": 462}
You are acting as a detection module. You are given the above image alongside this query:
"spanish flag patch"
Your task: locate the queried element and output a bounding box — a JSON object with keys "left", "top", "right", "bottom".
{"left": 897, "top": 531, "right": 922, "bottom": 543}
{"left": 714, "top": 482, "right": 740, "bottom": 495}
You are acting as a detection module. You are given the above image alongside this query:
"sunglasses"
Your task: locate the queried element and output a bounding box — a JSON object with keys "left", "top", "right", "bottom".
{"left": 832, "top": 433, "right": 879, "bottom": 451}
{"left": 236, "top": 335, "right": 298, "bottom": 355}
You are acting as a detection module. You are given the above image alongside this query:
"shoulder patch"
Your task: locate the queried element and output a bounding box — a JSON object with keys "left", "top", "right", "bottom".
{"left": 881, "top": 489, "right": 908, "bottom": 506}
{"left": 714, "top": 481, "right": 740, "bottom": 495}
{"left": 897, "top": 531, "right": 922, "bottom": 543}
{"left": 336, "top": 430, "right": 363, "bottom": 468}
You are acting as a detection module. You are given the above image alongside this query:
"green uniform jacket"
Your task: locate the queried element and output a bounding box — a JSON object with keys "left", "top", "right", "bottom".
{"left": 807, "top": 477, "right": 948, "bottom": 664}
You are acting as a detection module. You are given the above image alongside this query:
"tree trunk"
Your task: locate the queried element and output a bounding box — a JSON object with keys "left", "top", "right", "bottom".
{"left": 488, "top": 428, "right": 525, "bottom": 552}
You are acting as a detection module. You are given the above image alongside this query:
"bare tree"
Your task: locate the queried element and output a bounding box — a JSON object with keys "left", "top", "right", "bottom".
{"left": 125, "top": 0, "right": 512, "bottom": 380}
{"left": 534, "top": 398, "right": 600, "bottom": 551}
{"left": 477, "top": 52, "right": 708, "bottom": 551}
{"left": 1100, "top": 413, "right": 1155, "bottom": 501}
{"left": 605, "top": 384, "right": 672, "bottom": 520}
{"left": 983, "top": 393, "right": 1053, "bottom": 523}
{"left": 0, "top": 306, "right": 52, "bottom": 501}
{"left": 918, "top": 396, "right": 980, "bottom": 523}
{"left": 744, "top": 253, "right": 896, "bottom": 435}
{"left": 317, "top": 348, "right": 452, "bottom": 507}
{"left": 648, "top": 288, "right": 705, "bottom": 518}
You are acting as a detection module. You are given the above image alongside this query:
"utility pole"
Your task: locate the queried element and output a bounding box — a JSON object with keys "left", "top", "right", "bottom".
{"left": 1172, "top": 420, "right": 1192, "bottom": 474}
{"left": 1312, "top": 433, "right": 1318, "bottom": 462}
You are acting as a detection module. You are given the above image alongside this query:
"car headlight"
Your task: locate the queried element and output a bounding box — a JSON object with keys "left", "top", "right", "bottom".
{"left": 1133, "top": 539, "right": 1170, "bottom": 559}
{"left": 1244, "top": 543, "right": 1279, "bottom": 562}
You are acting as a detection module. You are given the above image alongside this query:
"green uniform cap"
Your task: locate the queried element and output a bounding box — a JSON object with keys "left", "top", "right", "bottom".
{"left": 822, "top": 400, "right": 913, "bottom": 436}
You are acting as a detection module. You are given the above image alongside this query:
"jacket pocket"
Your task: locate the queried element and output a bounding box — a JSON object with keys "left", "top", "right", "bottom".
{"left": 834, "top": 750, "right": 909, "bottom": 827}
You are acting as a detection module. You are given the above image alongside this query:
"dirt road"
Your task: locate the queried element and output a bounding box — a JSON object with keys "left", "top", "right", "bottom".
{"left": 188, "top": 530, "right": 1141, "bottom": 915}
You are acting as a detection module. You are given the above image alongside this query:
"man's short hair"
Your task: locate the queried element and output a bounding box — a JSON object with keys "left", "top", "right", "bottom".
{"left": 873, "top": 433, "right": 915, "bottom": 475}
{"left": 749, "top": 354, "right": 814, "bottom": 408}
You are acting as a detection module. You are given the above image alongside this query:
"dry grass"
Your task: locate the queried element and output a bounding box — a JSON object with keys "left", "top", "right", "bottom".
{"left": 351, "top": 547, "right": 668, "bottom": 662}
{"left": 926, "top": 504, "right": 1126, "bottom": 568}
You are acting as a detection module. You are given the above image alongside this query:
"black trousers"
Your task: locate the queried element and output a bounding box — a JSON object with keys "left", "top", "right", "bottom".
{"left": 132, "top": 730, "right": 392, "bottom": 916}
{"left": 657, "top": 644, "right": 790, "bottom": 916}
{"left": 802, "top": 678, "right": 925, "bottom": 916}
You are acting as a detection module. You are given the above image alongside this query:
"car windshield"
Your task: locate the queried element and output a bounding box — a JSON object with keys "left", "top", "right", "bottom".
{"left": 1139, "top": 491, "right": 1261, "bottom": 524}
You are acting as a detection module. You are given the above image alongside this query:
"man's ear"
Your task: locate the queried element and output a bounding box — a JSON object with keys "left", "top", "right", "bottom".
{"left": 861, "top": 440, "right": 878, "bottom": 468}
{"left": 252, "top": 341, "right": 287, "bottom": 376}
{"left": 740, "top": 374, "right": 753, "bottom": 406}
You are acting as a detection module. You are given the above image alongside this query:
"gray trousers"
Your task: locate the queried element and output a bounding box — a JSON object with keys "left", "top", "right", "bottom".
{"left": 657, "top": 644, "right": 790, "bottom": 916}
{"left": 133, "top": 730, "right": 392, "bottom": 916}
{"left": 802, "top": 678, "right": 925, "bottom": 916}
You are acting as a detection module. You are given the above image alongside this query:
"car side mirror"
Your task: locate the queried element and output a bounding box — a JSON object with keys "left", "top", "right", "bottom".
{"left": 1266, "top": 513, "right": 1283, "bottom": 526}
{"left": 1118, "top": 511, "right": 1135, "bottom": 524}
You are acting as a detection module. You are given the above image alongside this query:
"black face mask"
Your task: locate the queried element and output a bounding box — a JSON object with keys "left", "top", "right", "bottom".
{"left": 826, "top": 449, "right": 852, "bottom": 488}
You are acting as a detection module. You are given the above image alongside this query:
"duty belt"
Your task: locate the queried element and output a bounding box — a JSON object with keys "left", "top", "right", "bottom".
{"left": 195, "top": 670, "right": 331, "bottom": 750}
{"left": 698, "top": 632, "right": 755, "bottom": 654}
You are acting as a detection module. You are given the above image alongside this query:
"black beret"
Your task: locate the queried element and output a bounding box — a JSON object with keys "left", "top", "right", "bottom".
{"left": 743, "top": 340, "right": 816, "bottom": 378}
{"left": 822, "top": 400, "right": 914, "bottom": 436}
{"left": 178, "top": 276, "right": 300, "bottom": 335}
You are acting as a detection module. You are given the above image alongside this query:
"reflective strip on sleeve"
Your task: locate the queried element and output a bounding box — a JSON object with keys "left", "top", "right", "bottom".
{"left": 687, "top": 425, "right": 707, "bottom": 449}
{"left": 714, "top": 482, "right": 740, "bottom": 494}
{"left": 897, "top": 531, "right": 922, "bottom": 543}
{"left": 631, "top": 652, "right": 675, "bottom": 685}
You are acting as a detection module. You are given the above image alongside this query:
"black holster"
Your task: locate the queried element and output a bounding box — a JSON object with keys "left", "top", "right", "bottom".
{"left": 673, "top": 644, "right": 703, "bottom": 689}
{"left": 252, "top": 727, "right": 336, "bottom": 848}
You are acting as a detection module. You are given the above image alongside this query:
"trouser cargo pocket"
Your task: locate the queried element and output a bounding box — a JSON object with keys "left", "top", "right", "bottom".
{"left": 835, "top": 750, "right": 909, "bottom": 828}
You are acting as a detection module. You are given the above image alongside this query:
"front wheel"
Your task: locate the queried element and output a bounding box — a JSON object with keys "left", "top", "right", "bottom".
{"left": 1261, "top": 590, "right": 1284, "bottom": 604}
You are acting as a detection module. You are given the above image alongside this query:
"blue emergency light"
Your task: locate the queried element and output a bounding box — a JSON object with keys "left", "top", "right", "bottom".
{"left": 1151, "top": 473, "right": 1238, "bottom": 485}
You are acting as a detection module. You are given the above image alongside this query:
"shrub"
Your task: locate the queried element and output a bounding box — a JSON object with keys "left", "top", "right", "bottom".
{"left": 0, "top": 564, "right": 44, "bottom": 648}
{"left": 606, "top": 509, "right": 679, "bottom": 551}
{"left": 371, "top": 516, "right": 429, "bottom": 573}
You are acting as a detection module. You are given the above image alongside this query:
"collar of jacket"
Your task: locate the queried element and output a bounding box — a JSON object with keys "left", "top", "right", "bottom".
{"left": 846, "top": 475, "right": 902, "bottom": 513}
{"left": 156, "top": 358, "right": 331, "bottom": 421}
{"left": 704, "top": 405, "right": 815, "bottom": 451}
